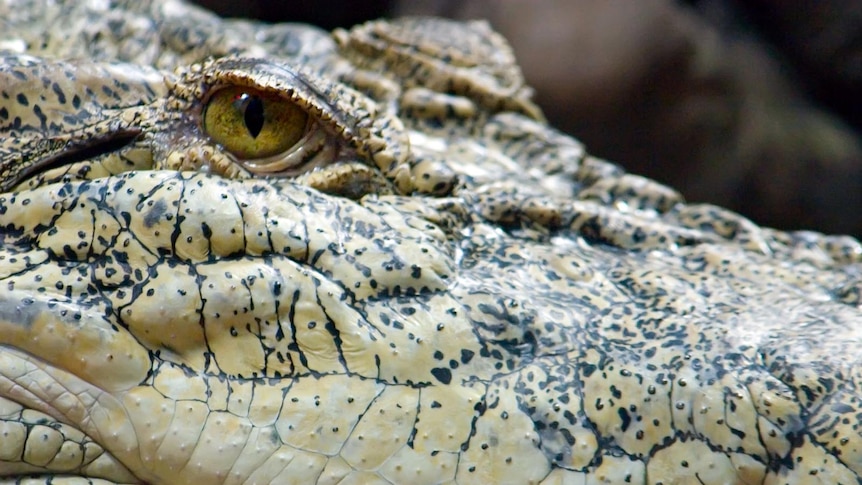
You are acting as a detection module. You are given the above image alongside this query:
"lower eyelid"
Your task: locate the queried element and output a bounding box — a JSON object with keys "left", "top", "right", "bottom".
{"left": 242, "top": 125, "right": 328, "bottom": 174}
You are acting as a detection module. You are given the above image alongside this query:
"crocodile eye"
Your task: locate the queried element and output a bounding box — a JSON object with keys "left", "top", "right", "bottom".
{"left": 202, "top": 86, "right": 308, "bottom": 160}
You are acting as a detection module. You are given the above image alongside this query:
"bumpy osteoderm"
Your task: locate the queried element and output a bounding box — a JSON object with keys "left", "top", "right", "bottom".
{"left": 0, "top": 1, "right": 861, "bottom": 484}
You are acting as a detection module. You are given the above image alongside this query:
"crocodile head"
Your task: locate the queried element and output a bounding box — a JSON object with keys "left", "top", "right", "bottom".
{"left": 1, "top": 1, "right": 862, "bottom": 484}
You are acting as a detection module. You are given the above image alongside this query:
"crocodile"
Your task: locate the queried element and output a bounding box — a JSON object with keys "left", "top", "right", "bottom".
{"left": 0, "top": 1, "right": 861, "bottom": 484}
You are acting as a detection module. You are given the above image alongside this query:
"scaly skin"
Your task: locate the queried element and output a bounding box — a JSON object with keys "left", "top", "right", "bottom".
{"left": 1, "top": 1, "right": 861, "bottom": 484}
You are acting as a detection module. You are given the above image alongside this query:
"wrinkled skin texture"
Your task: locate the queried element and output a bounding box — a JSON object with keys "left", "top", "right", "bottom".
{"left": 1, "top": 1, "right": 862, "bottom": 484}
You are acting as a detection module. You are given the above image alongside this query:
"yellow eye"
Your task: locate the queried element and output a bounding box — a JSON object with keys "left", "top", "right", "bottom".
{"left": 202, "top": 86, "right": 308, "bottom": 160}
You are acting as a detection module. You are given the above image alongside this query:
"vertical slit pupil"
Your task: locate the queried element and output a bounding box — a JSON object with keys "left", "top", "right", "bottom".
{"left": 242, "top": 96, "right": 265, "bottom": 139}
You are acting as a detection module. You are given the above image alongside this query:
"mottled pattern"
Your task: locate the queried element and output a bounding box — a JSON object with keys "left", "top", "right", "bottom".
{"left": 1, "top": 1, "right": 861, "bottom": 484}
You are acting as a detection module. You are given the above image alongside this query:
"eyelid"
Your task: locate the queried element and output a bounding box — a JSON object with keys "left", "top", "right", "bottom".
{"left": 199, "top": 59, "right": 355, "bottom": 135}
{"left": 241, "top": 127, "right": 330, "bottom": 174}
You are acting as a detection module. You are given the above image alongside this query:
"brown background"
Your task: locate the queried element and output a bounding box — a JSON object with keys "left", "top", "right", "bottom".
{"left": 194, "top": 0, "right": 862, "bottom": 237}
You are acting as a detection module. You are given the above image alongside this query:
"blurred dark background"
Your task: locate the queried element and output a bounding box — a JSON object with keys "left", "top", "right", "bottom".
{"left": 194, "top": 0, "right": 862, "bottom": 237}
